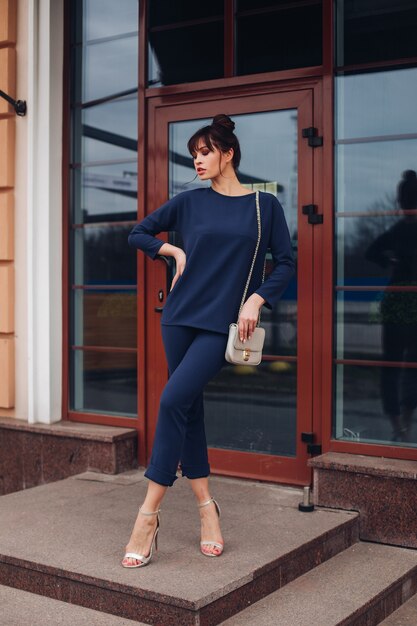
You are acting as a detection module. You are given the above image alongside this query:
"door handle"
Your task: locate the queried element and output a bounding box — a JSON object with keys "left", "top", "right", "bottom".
{"left": 154, "top": 254, "right": 173, "bottom": 312}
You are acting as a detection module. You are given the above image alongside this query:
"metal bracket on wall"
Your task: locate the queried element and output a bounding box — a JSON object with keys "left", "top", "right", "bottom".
{"left": 302, "top": 126, "right": 323, "bottom": 147}
{"left": 0, "top": 89, "right": 27, "bottom": 116}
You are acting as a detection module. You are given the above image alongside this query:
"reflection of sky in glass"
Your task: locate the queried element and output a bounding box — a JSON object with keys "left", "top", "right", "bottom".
{"left": 335, "top": 140, "right": 416, "bottom": 212}
{"left": 83, "top": 0, "right": 138, "bottom": 41}
{"left": 335, "top": 68, "right": 417, "bottom": 220}
{"left": 79, "top": 35, "right": 138, "bottom": 103}
{"left": 168, "top": 110, "right": 298, "bottom": 233}
{"left": 80, "top": 96, "right": 138, "bottom": 162}
{"left": 74, "top": 163, "right": 137, "bottom": 221}
{"left": 336, "top": 67, "right": 417, "bottom": 139}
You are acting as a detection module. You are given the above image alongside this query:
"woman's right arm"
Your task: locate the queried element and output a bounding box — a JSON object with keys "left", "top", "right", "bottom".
{"left": 127, "top": 194, "right": 183, "bottom": 260}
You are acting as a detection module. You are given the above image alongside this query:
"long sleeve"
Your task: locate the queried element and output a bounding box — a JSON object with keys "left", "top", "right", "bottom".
{"left": 254, "top": 197, "right": 296, "bottom": 309}
{"left": 127, "top": 193, "right": 182, "bottom": 259}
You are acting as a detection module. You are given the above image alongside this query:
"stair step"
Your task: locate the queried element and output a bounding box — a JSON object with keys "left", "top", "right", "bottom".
{"left": 380, "top": 592, "right": 417, "bottom": 625}
{"left": 0, "top": 584, "right": 144, "bottom": 625}
{"left": 221, "top": 542, "right": 417, "bottom": 626}
{"left": 0, "top": 416, "right": 138, "bottom": 495}
{"left": 0, "top": 472, "right": 359, "bottom": 625}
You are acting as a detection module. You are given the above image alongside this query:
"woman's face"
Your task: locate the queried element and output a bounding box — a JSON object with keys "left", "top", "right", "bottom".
{"left": 192, "top": 138, "right": 232, "bottom": 181}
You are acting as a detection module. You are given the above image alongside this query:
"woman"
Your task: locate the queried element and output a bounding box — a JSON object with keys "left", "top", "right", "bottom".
{"left": 122, "top": 114, "right": 295, "bottom": 568}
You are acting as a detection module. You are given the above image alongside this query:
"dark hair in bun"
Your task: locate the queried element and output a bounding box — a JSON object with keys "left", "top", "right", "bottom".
{"left": 397, "top": 169, "right": 417, "bottom": 209}
{"left": 187, "top": 113, "right": 241, "bottom": 173}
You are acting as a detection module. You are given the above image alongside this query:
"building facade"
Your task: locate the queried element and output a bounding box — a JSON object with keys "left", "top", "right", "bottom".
{"left": 1, "top": 0, "right": 416, "bottom": 488}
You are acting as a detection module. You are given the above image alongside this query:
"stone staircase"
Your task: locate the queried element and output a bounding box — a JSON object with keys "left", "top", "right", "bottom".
{"left": 0, "top": 468, "right": 416, "bottom": 625}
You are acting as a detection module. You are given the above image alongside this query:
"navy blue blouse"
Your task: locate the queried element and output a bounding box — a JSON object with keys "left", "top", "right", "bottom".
{"left": 128, "top": 187, "right": 295, "bottom": 334}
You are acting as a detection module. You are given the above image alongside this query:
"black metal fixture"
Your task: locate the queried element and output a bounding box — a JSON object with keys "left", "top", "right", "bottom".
{"left": 302, "top": 203, "right": 323, "bottom": 225}
{"left": 0, "top": 89, "right": 27, "bottom": 116}
{"left": 301, "top": 431, "right": 322, "bottom": 455}
{"left": 302, "top": 126, "right": 323, "bottom": 147}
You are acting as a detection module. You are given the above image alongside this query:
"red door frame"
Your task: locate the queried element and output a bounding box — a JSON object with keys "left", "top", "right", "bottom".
{"left": 147, "top": 83, "right": 320, "bottom": 485}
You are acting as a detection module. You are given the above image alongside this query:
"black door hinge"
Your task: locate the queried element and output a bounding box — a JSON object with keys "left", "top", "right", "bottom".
{"left": 302, "top": 127, "right": 323, "bottom": 147}
{"left": 301, "top": 432, "right": 322, "bottom": 455}
{"left": 302, "top": 204, "right": 323, "bottom": 225}
{"left": 307, "top": 443, "right": 322, "bottom": 455}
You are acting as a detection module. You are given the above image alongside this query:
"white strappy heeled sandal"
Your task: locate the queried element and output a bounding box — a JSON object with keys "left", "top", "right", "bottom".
{"left": 121, "top": 507, "right": 161, "bottom": 568}
{"left": 198, "top": 497, "right": 224, "bottom": 557}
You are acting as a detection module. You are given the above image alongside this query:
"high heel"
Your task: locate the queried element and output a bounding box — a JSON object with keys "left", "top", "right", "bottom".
{"left": 121, "top": 507, "right": 161, "bottom": 568}
{"left": 198, "top": 497, "right": 224, "bottom": 557}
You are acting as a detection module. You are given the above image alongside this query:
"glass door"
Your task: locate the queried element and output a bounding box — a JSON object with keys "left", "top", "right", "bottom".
{"left": 148, "top": 90, "right": 315, "bottom": 484}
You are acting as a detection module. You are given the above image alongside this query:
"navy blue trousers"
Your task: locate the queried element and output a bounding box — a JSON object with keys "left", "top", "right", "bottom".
{"left": 144, "top": 324, "right": 229, "bottom": 487}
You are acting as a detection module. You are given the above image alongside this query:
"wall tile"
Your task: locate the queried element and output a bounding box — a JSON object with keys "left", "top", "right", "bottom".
{"left": 0, "top": 336, "right": 14, "bottom": 408}
{"left": 0, "top": 191, "right": 13, "bottom": 260}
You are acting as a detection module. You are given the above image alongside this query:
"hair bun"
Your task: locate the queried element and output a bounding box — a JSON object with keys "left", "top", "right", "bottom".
{"left": 212, "top": 114, "right": 235, "bottom": 133}
{"left": 403, "top": 169, "right": 417, "bottom": 182}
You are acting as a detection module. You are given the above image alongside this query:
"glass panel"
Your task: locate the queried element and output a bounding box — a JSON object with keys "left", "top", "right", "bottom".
{"left": 335, "top": 290, "right": 417, "bottom": 361}
{"left": 71, "top": 289, "right": 137, "bottom": 349}
{"left": 72, "top": 225, "right": 137, "bottom": 285}
{"left": 335, "top": 68, "right": 417, "bottom": 139}
{"left": 71, "top": 163, "right": 138, "bottom": 224}
{"left": 148, "top": 21, "right": 224, "bottom": 87}
{"left": 335, "top": 141, "right": 417, "bottom": 213}
{"left": 205, "top": 361, "right": 297, "bottom": 456}
{"left": 148, "top": 0, "right": 224, "bottom": 27}
{"left": 73, "top": 35, "right": 138, "bottom": 103}
{"left": 70, "top": 349, "right": 137, "bottom": 415}
{"left": 72, "top": 95, "right": 138, "bottom": 164}
{"left": 70, "top": 3, "right": 140, "bottom": 418}
{"left": 333, "top": 364, "right": 417, "bottom": 446}
{"left": 335, "top": 0, "right": 417, "bottom": 67}
{"left": 333, "top": 60, "right": 417, "bottom": 447}
{"left": 83, "top": 0, "right": 138, "bottom": 41}
{"left": 236, "top": 3, "right": 322, "bottom": 75}
{"left": 336, "top": 215, "right": 417, "bottom": 286}
{"left": 168, "top": 110, "right": 298, "bottom": 456}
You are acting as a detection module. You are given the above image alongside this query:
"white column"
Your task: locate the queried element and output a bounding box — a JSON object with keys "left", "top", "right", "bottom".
{"left": 27, "top": 0, "right": 64, "bottom": 423}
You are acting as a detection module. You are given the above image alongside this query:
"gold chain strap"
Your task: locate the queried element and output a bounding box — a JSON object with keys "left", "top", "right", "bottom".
{"left": 237, "top": 190, "right": 266, "bottom": 327}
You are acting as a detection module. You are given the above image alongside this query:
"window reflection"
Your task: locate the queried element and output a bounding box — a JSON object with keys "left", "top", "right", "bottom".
{"left": 72, "top": 290, "right": 137, "bottom": 349}
{"left": 335, "top": 0, "right": 417, "bottom": 67}
{"left": 72, "top": 163, "right": 138, "bottom": 224}
{"left": 74, "top": 0, "right": 138, "bottom": 43}
{"left": 335, "top": 68, "right": 417, "bottom": 139}
{"left": 236, "top": 2, "right": 322, "bottom": 75}
{"left": 70, "top": 1, "right": 139, "bottom": 417}
{"left": 70, "top": 349, "right": 137, "bottom": 415}
{"left": 73, "top": 225, "right": 137, "bottom": 285}
{"left": 148, "top": 21, "right": 224, "bottom": 87}
{"left": 73, "top": 35, "right": 138, "bottom": 104}
{"left": 72, "top": 96, "right": 138, "bottom": 164}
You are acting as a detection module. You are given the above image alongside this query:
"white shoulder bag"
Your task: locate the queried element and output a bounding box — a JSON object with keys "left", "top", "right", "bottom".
{"left": 225, "top": 190, "right": 266, "bottom": 366}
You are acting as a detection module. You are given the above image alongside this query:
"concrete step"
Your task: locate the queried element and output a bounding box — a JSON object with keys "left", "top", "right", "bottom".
{"left": 0, "top": 584, "right": 144, "bottom": 626}
{"left": 221, "top": 542, "right": 417, "bottom": 626}
{"left": 309, "top": 452, "right": 417, "bottom": 548}
{"left": 380, "top": 592, "right": 417, "bottom": 625}
{"left": 0, "top": 416, "right": 138, "bottom": 495}
{"left": 0, "top": 469, "right": 359, "bottom": 625}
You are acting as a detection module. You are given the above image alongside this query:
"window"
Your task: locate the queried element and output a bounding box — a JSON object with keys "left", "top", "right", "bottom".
{"left": 69, "top": 0, "right": 139, "bottom": 416}
{"left": 333, "top": 61, "right": 417, "bottom": 447}
{"left": 147, "top": 0, "right": 323, "bottom": 87}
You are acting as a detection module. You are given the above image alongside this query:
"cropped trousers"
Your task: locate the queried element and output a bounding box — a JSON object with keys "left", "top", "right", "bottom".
{"left": 144, "top": 324, "right": 229, "bottom": 487}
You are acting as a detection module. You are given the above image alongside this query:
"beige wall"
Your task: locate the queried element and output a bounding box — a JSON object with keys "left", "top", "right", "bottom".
{"left": 0, "top": 0, "right": 16, "bottom": 411}
{"left": 0, "top": 0, "right": 28, "bottom": 419}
